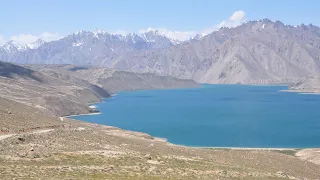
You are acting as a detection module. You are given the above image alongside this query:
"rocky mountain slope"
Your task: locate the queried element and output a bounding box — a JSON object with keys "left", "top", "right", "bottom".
{"left": 1, "top": 19, "right": 320, "bottom": 85}
{"left": 0, "top": 30, "right": 181, "bottom": 66}
{"left": 110, "top": 19, "right": 320, "bottom": 84}
{"left": 28, "top": 65, "right": 198, "bottom": 94}
{"left": 289, "top": 76, "right": 320, "bottom": 93}
{"left": 0, "top": 61, "right": 109, "bottom": 116}
{"left": 0, "top": 61, "right": 199, "bottom": 117}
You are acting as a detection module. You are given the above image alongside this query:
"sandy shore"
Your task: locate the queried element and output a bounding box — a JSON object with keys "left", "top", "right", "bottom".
{"left": 280, "top": 89, "right": 320, "bottom": 94}
{"left": 197, "top": 147, "right": 298, "bottom": 150}
{"left": 88, "top": 105, "right": 97, "bottom": 109}
{"left": 296, "top": 149, "right": 320, "bottom": 165}
{"left": 64, "top": 112, "right": 101, "bottom": 118}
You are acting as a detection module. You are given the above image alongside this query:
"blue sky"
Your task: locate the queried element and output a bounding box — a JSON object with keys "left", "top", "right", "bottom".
{"left": 1, "top": 0, "right": 319, "bottom": 44}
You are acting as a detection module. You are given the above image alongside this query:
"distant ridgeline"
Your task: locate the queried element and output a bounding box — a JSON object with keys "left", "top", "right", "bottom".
{"left": 1, "top": 19, "right": 320, "bottom": 85}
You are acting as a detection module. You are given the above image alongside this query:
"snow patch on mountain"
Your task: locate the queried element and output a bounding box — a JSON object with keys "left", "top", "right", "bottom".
{"left": 72, "top": 42, "right": 83, "bottom": 47}
{"left": 0, "top": 40, "right": 29, "bottom": 52}
{"left": 27, "top": 39, "right": 45, "bottom": 49}
{"left": 139, "top": 27, "right": 193, "bottom": 43}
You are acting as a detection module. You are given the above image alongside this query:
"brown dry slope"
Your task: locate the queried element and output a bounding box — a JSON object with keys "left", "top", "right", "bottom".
{"left": 0, "top": 61, "right": 110, "bottom": 117}
{"left": 0, "top": 62, "right": 199, "bottom": 117}
{"left": 0, "top": 97, "right": 64, "bottom": 133}
{"left": 26, "top": 64, "right": 200, "bottom": 94}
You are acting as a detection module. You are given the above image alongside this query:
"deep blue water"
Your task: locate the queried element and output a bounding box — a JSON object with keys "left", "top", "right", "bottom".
{"left": 73, "top": 85, "right": 320, "bottom": 148}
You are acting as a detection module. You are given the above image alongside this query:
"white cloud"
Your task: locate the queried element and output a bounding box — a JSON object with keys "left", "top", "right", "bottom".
{"left": 230, "top": 10, "right": 245, "bottom": 21}
{"left": 201, "top": 10, "right": 246, "bottom": 35}
{"left": 112, "top": 30, "right": 128, "bottom": 36}
{"left": 39, "top": 32, "right": 62, "bottom": 42}
{"left": 10, "top": 32, "right": 62, "bottom": 44}
{"left": 0, "top": 10, "right": 247, "bottom": 45}
{"left": 0, "top": 32, "right": 62, "bottom": 45}
{"left": 0, "top": 35, "right": 6, "bottom": 45}
{"left": 138, "top": 10, "right": 246, "bottom": 41}
{"left": 10, "top": 34, "right": 39, "bottom": 44}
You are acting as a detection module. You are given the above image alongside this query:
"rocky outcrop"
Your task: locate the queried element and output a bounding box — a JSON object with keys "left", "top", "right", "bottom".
{"left": 289, "top": 76, "right": 320, "bottom": 93}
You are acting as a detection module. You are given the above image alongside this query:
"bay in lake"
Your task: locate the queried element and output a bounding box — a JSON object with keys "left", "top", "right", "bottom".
{"left": 73, "top": 85, "right": 320, "bottom": 148}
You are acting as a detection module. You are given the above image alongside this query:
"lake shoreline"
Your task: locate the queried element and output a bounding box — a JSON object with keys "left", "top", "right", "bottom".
{"left": 64, "top": 112, "right": 101, "bottom": 118}
{"left": 280, "top": 89, "right": 320, "bottom": 94}
{"left": 69, "top": 85, "right": 320, "bottom": 149}
{"left": 68, "top": 113, "right": 310, "bottom": 150}
{"left": 68, "top": 112, "right": 318, "bottom": 150}
{"left": 197, "top": 147, "right": 299, "bottom": 150}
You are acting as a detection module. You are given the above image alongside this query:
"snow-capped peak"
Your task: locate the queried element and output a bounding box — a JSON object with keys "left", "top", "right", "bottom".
{"left": 0, "top": 39, "right": 47, "bottom": 52}
{"left": 93, "top": 29, "right": 106, "bottom": 34}
{"left": 139, "top": 27, "right": 194, "bottom": 44}
{"left": 69, "top": 28, "right": 187, "bottom": 45}
{"left": 27, "top": 39, "right": 45, "bottom": 49}
{"left": 93, "top": 29, "right": 107, "bottom": 38}
{"left": 190, "top": 33, "right": 207, "bottom": 40}
{"left": 73, "top": 30, "right": 91, "bottom": 36}
{"left": 140, "top": 28, "right": 164, "bottom": 36}
{"left": 1, "top": 40, "right": 29, "bottom": 52}
{"left": 144, "top": 29, "right": 162, "bottom": 36}
{"left": 139, "top": 29, "right": 185, "bottom": 45}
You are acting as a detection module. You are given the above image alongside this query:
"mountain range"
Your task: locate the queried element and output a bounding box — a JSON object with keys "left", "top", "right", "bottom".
{"left": 1, "top": 19, "right": 320, "bottom": 84}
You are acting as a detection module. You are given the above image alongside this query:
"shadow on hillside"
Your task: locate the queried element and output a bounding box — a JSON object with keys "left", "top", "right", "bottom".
{"left": 68, "top": 67, "right": 89, "bottom": 72}
{"left": 0, "top": 61, "right": 43, "bottom": 82}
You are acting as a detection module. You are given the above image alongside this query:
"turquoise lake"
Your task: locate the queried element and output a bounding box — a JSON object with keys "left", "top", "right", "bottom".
{"left": 73, "top": 85, "right": 320, "bottom": 148}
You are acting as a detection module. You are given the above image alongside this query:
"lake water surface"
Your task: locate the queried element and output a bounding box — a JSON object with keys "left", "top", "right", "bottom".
{"left": 73, "top": 85, "right": 320, "bottom": 148}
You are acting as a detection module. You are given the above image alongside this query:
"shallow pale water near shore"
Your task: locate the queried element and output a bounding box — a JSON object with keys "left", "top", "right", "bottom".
{"left": 72, "top": 84, "right": 320, "bottom": 148}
